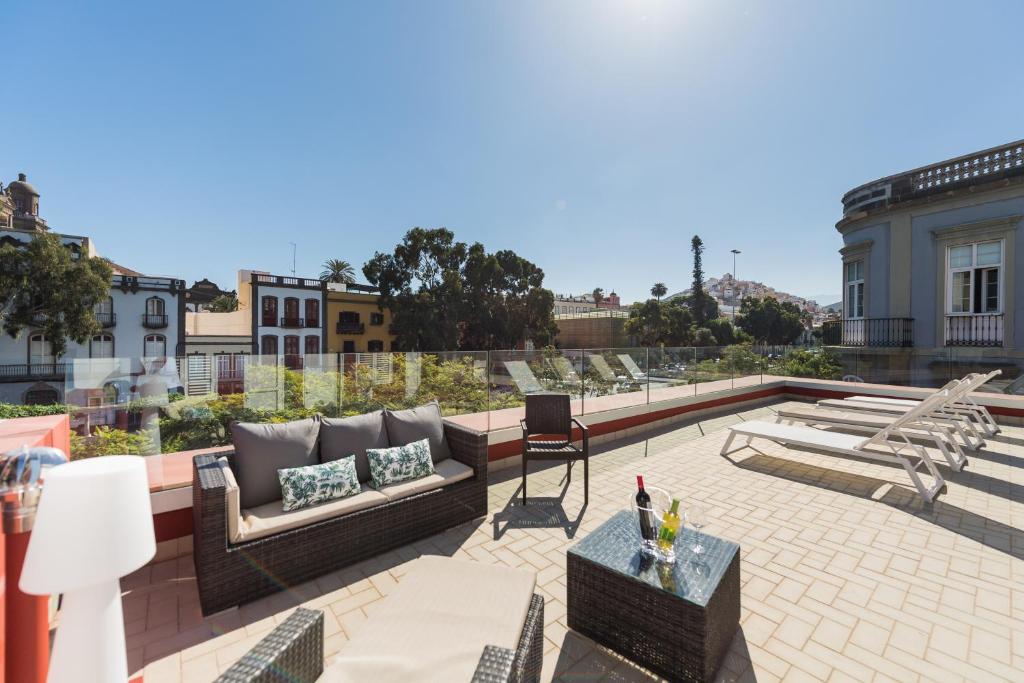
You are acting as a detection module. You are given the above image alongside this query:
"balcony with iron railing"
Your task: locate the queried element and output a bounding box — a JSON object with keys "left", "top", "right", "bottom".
{"left": 841, "top": 140, "right": 1024, "bottom": 219}
{"left": 96, "top": 312, "right": 116, "bottom": 328}
{"left": 279, "top": 317, "right": 305, "bottom": 328}
{"left": 337, "top": 321, "right": 365, "bottom": 334}
{"left": 0, "top": 362, "right": 66, "bottom": 382}
{"left": 142, "top": 313, "right": 168, "bottom": 329}
{"left": 945, "top": 313, "right": 1003, "bottom": 347}
{"left": 821, "top": 318, "right": 914, "bottom": 348}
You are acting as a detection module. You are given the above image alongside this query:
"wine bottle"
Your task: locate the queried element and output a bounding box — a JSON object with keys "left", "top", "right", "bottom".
{"left": 657, "top": 498, "right": 682, "bottom": 554}
{"left": 635, "top": 476, "right": 656, "bottom": 542}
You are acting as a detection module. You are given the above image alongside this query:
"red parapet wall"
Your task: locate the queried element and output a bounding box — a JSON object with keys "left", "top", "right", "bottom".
{"left": 0, "top": 413, "right": 71, "bottom": 683}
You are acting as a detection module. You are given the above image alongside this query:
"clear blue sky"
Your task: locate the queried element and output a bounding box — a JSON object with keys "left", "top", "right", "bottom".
{"left": 6, "top": 0, "right": 1023, "bottom": 305}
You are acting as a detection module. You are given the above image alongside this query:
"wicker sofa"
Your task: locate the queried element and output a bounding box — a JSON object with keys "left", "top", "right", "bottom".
{"left": 192, "top": 411, "right": 488, "bottom": 615}
{"left": 216, "top": 557, "right": 544, "bottom": 683}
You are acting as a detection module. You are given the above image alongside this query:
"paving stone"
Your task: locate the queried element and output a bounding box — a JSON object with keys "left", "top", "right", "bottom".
{"left": 111, "top": 403, "right": 1024, "bottom": 682}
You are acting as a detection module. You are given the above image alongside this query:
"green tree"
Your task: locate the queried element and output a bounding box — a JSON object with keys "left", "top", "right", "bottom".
{"left": 592, "top": 287, "right": 604, "bottom": 307}
{"left": 735, "top": 297, "right": 806, "bottom": 344}
{"left": 320, "top": 258, "right": 356, "bottom": 284}
{"left": 461, "top": 244, "right": 557, "bottom": 349}
{"left": 687, "top": 236, "right": 717, "bottom": 326}
{"left": 693, "top": 327, "right": 718, "bottom": 347}
{"left": 0, "top": 231, "right": 113, "bottom": 357}
{"left": 624, "top": 299, "right": 668, "bottom": 346}
{"left": 364, "top": 228, "right": 556, "bottom": 351}
{"left": 663, "top": 299, "right": 694, "bottom": 346}
{"left": 651, "top": 282, "right": 667, "bottom": 301}
{"left": 625, "top": 298, "right": 693, "bottom": 346}
{"left": 363, "top": 228, "right": 467, "bottom": 351}
{"left": 208, "top": 294, "right": 239, "bottom": 312}
{"left": 706, "top": 317, "right": 737, "bottom": 345}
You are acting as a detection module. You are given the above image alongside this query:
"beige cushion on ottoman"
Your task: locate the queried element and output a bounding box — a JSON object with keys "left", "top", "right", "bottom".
{"left": 323, "top": 556, "right": 537, "bottom": 682}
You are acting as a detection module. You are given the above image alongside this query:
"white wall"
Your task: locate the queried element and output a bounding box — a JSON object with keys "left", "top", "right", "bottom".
{"left": 254, "top": 284, "right": 324, "bottom": 357}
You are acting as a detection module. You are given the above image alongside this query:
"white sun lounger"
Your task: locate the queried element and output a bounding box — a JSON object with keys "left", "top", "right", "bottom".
{"left": 775, "top": 405, "right": 968, "bottom": 472}
{"left": 616, "top": 354, "right": 647, "bottom": 381}
{"left": 817, "top": 376, "right": 991, "bottom": 448}
{"left": 721, "top": 388, "right": 953, "bottom": 502}
{"left": 841, "top": 370, "right": 1000, "bottom": 437}
{"left": 504, "top": 360, "right": 544, "bottom": 394}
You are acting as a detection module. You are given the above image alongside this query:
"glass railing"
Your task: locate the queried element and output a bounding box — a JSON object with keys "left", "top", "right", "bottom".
{"left": 0, "top": 344, "right": 1019, "bottom": 461}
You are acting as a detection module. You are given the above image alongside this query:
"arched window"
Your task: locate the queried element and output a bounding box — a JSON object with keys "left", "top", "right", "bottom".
{"left": 261, "top": 296, "right": 278, "bottom": 326}
{"left": 94, "top": 296, "right": 114, "bottom": 326}
{"left": 90, "top": 334, "right": 114, "bottom": 358}
{"left": 144, "top": 297, "right": 167, "bottom": 328}
{"left": 29, "top": 334, "right": 53, "bottom": 365}
{"left": 24, "top": 385, "right": 59, "bottom": 405}
{"left": 282, "top": 297, "right": 300, "bottom": 326}
{"left": 283, "top": 335, "right": 301, "bottom": 369}
{"left": 305, "top": 299, "right": 319, "bottom": 327}
{"left": 143, "top": 334, "right": 166, "bottom": 358}
{"left": 304, "top": 335, "right": 320, "bottom": 355}
{"left": 261, "top": 335, "right": 278, "bottom": 357}
{"left": 146, "top": 297, "right": 165, "bottom": 315}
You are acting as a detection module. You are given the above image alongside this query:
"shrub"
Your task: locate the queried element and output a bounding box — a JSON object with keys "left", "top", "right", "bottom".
{"left": 70, "top": 426, "right": 155, "bottom": 459}
{"left": 781, "top": 349, "right": 842, "bottom": 379}
{"left": 0, "top": 403, "right": 71, "bottom": 419}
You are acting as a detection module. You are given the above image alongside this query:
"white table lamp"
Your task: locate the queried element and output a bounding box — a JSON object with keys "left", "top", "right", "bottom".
{"left": 19, "top": 456, "right": 156, "bottom": 683}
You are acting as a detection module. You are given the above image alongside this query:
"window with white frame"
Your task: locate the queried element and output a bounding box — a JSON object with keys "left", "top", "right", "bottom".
{"left": 947, "top": 241, "right": 1002, "bottom": 315}
{"left": 29, "top": 334, "right": 54, "bottom": 364}
{"left": 90, "top": 334, "right": 114, "bottom": 358}
{"left": 144, "top": 334, "right": 166, "bottom": 358}
{"left": 845, "top": 260, "right": 864, "bottom": 319}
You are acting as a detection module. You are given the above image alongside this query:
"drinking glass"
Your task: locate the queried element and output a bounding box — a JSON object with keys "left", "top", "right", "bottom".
{"left": 687, "top": 505, "right": 707, "bottom": 554}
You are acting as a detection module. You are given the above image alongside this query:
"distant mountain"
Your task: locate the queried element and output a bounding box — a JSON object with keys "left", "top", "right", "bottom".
{"left": 820, "top": 301, "right": 842, "bottom": 313}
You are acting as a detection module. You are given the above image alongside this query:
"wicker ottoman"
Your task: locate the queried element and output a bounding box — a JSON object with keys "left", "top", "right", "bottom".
{"left": 567, "top": 511, "right": 740, "bottom": 682}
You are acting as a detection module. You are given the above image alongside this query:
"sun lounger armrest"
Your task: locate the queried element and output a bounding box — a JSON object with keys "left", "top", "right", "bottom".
{"left": 215, "top": 607, "right": 324, "bottom": 683}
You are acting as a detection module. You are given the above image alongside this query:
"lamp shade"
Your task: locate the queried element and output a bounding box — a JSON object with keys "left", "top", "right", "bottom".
{"left": 20, "top": 455, "right": 155, "bottom": 595}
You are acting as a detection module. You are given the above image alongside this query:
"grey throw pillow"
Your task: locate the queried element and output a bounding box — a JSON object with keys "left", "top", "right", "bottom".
{"left": 384, "top": 401, "right": 452, "bottom": 463}
{"left": 320, "top": 411, "right": 389, "bottom": 483}
{"left": 231, "top": 418, "right": 320, "bottom": 509}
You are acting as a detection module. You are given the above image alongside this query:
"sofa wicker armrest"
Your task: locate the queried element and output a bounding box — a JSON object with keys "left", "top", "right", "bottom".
{"left": 444, "top": 420, "right": 488, "bottom": 480}
{"left": 193, "top": 452, "right": 233, "bottom": 545}
{"left": 216, "top": 607, "right": 324, "bottom": 683}
{"left": 472, "top": 645, "right": 516, "bottom": 682}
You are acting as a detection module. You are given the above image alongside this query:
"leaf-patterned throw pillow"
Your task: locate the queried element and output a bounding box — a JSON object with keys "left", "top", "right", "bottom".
{"left": 366, "top": 438, "right": 435, "bottom": 488}
{"left": 278, "top": 457, "right": 361, "bottom": 512}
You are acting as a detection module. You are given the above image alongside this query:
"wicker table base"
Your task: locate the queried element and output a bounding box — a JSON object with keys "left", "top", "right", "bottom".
{"left": 567, "top": 511, "right": 740, "bottom": 683}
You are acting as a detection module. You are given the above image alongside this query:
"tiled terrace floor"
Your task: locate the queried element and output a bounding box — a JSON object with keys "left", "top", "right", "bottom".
{"left": 124, "top": 400, "right": 1024, "bottom": 682}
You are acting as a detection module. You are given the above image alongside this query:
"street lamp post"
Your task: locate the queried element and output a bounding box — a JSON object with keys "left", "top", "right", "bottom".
{"left": 730, "top": 249, "right": 741, "bottom": 318}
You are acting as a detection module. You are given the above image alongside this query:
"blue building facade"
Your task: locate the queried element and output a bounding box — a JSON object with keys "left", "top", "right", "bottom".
{"left": 831, "top": 141, "right": 1024, "bottom": 353}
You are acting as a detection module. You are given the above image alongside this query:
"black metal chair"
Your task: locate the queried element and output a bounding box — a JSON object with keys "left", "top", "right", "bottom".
{"left": 520, "top": 393, "right": 588, "bottom": 505}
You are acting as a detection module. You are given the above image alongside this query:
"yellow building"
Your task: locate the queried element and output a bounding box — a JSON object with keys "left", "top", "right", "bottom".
{"left": 325, "top": 283, "right": 397, "bottom": 353}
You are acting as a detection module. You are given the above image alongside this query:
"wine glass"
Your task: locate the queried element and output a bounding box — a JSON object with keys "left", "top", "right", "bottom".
{"left": 687, "top": 505, "right": 707, "bottom": 555}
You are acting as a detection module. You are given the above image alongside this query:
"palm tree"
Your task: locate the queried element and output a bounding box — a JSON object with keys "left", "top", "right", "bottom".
{"left": 592, "top": 287, "right": 604, "bottom": 307}
{"left": 320, "top": 259, "right": 356, "bottom": 284}
{"left": 651, "top": 282, "right": 668, "bottom": 301}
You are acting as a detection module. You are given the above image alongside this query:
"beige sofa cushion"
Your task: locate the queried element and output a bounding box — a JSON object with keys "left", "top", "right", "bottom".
{"left": 373, "top": 458, "right": 473, "bottom": 502}
{"left": 323, "top": 556, "right": 536, "bottom": 683}
{"left": 238, "top": 485, "right": 388, "bottom": 543}
{"left": 217, "top": 457, "right": 243, "bottom": 544}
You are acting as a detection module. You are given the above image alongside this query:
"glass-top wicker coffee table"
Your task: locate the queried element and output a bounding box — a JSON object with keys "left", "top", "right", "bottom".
{"left": 567, "top": 510, "right": 741, "bottom": 682}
